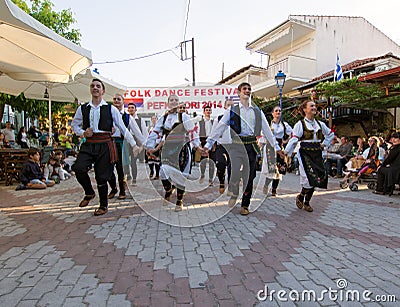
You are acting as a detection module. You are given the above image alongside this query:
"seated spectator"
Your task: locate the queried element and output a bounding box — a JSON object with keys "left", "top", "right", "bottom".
{"left": 354, "top": 137, "right": 367, "bottom": 156}
{"left": 43, "top": 155, "right": 67, "bottom": 183}
{"left": 360, "top": 136, "right": 386, "bottom": 162}
{"left": 1, "top": 121, "right": 16, "bottom": 147}
{"left": 17, "top": 126, "right": 29, "bottom": 148}
{"left": 325, "top": 136, "right": 353, "bottom": 178}
{"left": 28, "top": 125, "right": 42, "bottom": 140}
{"left": 58, "top": 127, "right": 73, "bottom": 154}
{"left": 341, "top": 136, "right": 382, "bottom": 185}
{"left": 373, "top": 132, "right": 400, "bottom": 195}
{"left": 19, "top": 148, "right": 55, "bottom": 189}
{"left": 53, "top": 128, "right": 59, "bottom": 144}
{"left": 39, "top": 130, "right": 49, "bottom": 147}
{"left": 0, "top": 131, "right": 11, "bottom": 148}
{"left": 64, "top": 151, "right": 77, "bottom": 175}
{"left": 379, "top": 136, "right": 389, "bottom": 152}
{"left": 53, "top": 150, "right": 72, "bottom": 178}
{"left": 326, "top": 136, "right": 340, "bottom": 153}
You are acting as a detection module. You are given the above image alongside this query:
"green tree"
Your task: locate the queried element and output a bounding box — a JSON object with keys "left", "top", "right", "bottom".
{"left": 12, "top": 0, "right": 81, "bottom": 44}
{"left": 315, "top": 77, "right": 398, "bottom": 109}
{"left": 0, "top": 0, "right": 81, "bottom": 122}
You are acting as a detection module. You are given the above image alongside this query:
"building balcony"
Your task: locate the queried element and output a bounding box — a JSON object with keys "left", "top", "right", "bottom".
{"left": 252, "top": 55, "right": 316, "bottom": 98}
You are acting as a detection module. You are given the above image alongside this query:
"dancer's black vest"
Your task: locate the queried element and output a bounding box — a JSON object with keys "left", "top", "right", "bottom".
{"left": 81, "top": 103, "right": 113, "bottom": 132}
{"left": 229, "top": 104, "right": 262, "bottom": 136}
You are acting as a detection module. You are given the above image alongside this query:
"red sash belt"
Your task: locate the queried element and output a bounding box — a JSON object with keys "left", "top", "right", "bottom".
{"left": 86, "top": 133, "right": 117, "bottom": 163}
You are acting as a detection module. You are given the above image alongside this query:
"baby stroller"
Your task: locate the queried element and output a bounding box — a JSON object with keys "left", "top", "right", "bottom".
{"left": 339, "top": 157, "right": 378, "bottom": 191}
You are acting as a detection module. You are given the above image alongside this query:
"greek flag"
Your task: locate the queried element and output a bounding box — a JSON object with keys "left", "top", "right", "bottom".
{"left": 334, "top": 54, "right": 343, "bottom": 81}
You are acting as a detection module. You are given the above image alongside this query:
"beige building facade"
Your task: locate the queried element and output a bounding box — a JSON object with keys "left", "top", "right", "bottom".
{"left": 221, "top": 15, "right": 400, "bottom": 101}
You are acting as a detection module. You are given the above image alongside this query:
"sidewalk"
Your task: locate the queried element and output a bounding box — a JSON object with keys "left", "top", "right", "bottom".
{"left": 0, "top": 163, "right": 399, "bottom": 306}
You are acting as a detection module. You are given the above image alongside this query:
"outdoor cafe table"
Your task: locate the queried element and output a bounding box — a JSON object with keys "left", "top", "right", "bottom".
{"left": 0, "top": 148, "right": 29, "bottom": 185}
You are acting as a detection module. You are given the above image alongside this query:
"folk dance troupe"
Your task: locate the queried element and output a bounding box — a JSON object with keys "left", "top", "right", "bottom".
{"left": 71, "top": 80, "right": 335, "bottom": 216}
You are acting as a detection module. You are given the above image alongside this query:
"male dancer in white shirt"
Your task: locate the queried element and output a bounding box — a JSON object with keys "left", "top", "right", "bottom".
{"left": 201, "top": 83, "right": 282, "bottom": 215}
{"left": 107, "top": 94, "right": 145, "bottom": 199}
{"left": 71, "top": 80, "right": 141, "bottom": 216}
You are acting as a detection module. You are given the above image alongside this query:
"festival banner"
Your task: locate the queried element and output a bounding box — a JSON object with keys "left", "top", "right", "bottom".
{"left": 124, "top": 85, "right": 238, "bottom": 117}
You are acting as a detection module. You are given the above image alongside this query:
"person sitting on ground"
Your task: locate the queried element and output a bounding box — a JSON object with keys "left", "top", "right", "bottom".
{"left": 19, "top": 148, "right": 55, "bottom": 189}
{"left": 52, "top": 150, "right": 72, "bottom": 178}
{"left": 43, "top": 155, "right": 65, "bottom": 183}
{"left": 373, "top": 132, "right": 400, "bottom": 195}
{"left": 63, "top": 151, "right": 77, "bottom": 174}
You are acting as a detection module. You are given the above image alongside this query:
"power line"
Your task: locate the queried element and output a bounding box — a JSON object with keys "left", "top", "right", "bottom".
{"left": 183, "top": 0, "right": 191, "bottom": 41}
{"left": 94, "top": 46, "right": 179, "bottom": 65}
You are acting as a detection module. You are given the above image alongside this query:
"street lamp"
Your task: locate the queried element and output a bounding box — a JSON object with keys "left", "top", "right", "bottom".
{"left": 275, "top": 70, "right": 286, "bottom": 115}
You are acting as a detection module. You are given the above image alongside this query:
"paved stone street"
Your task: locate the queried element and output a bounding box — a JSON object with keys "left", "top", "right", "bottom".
{"left": 0, "top": 162, "right": 399, "bottom": 306}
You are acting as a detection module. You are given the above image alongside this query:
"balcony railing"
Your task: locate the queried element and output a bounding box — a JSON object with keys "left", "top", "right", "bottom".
{"left": 267, "top": 58, "right": 288, "bottom": 79}
{"left": 255, "top": 55, "right": 316, "bottom": 85}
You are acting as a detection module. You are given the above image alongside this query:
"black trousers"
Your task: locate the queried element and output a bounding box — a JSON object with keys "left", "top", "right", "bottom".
{"left": 215, "top": 144, "right": 231, "bottom": 184}
{"left": 72, "top": 142, "right": 114, "bottom": 207}
{"left": 199, "top": 150, "right": 216, "bottom": 180}
{"left": 229, "top": 143, "right": 257, "bottom": 208}
{"left": 108, "top": 140, "right": 125, "bottom": 192}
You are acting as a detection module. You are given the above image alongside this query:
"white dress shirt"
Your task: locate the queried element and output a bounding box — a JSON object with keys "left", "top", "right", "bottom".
{"left": 71, "top": 100, "right": 138, "bottom": 147}
{"left": 111, "top": 110, "right": 146, "bottom": 146}
{"left": 205, "top": 102, "right": 280, "bottom": 152}
{"left": 203, "top": 118, "right": 213, "bottom": 136}
{"left": 133, "top": 114, "right": 149, "bottom": 141}
{"left": 270, "top": 121, "right": 293, "bottom": 139}
{"left": 210, "top": 116, "right": 231, "bottom": 145}
{"left": 146, "top": 112, "right": 200, "bottom": 149}
{"left": 285, "top": 118, "right": 334, "bottom": 156}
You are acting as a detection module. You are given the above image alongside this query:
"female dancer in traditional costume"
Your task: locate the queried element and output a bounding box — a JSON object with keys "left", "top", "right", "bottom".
{"left": 262, "top": 105, "right": 293, "bottom": 196}
{"left": 146, "top": 95, "right": 200, "bottom": 212}
{"left": 284, "top": 101, "right": 334, "bottom": 212}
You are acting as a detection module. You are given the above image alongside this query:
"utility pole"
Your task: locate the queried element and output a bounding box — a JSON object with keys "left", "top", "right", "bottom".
{"left": 180, "top": 38, "right": 195, "bottom": 86}
{"left": 221, "top": 62, "right": 225, "bottom": 80}
{"left": 191, "top": 38, "right": 195, "bottom": 86}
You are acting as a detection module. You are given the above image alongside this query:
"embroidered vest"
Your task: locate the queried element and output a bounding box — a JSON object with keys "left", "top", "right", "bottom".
{"left": 161, "top": 112, "right": 186, "bottom": 137}
{"left": 229, "top": 104, "right": 261, "bottom": 136}
{"left": 81, "top": 103, "right": 113, "bottom": 132}
{"left": 122, "top": 113, "right": 130, "bottom": 128}
{"left": 135, "top": 117, "right": 144, "bottom": 133}
{"left": 300, "top": 119, "right": 323, "bottom": 141}
{"left": 199, "top": 118, "right": 214, "bottom": 138}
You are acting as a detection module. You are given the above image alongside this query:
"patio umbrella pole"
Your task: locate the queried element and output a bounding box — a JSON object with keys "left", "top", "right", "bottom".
{"left": 48, "top": 98, "right": 52, "bottom": 145}
{"left": 46, "top": 85, "right": 52, "bottom": 146}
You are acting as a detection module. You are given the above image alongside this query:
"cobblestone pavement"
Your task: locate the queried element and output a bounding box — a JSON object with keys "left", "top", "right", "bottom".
{"left": 0, "top": 163, "right": 399, "bottom": 306}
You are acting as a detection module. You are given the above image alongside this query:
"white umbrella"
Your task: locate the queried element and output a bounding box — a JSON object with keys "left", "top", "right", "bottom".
{"left": 0, "top": 0, "right": 92, "bottom": 142}
{"left": 0, "top": 68, "right": 127, "bottom": 102}
{"left": 0, "top": 0, "right": 92, "bottom": 82}
{"left": 0, "top": 69, "right": 127, "bottom": 144}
